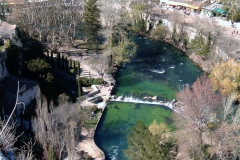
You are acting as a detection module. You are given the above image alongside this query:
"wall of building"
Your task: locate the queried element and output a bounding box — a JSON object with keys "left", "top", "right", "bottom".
{"left": 4, "top": 85, "right": 40, "bottom": 115}
{"left": 17, "top": 85, "right": 40, "bottom": 114}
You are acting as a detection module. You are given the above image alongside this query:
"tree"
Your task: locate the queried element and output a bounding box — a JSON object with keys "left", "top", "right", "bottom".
{"left": 110, "top": 33, "right": 137, "bottom": 66}
{"left": 98, "top": 0, "right": 124, "bottom": 28}
{"left": 64, "top": 57, "right": 68, "bottom": 72}
{"left": 78, "top": 80, "right": 82, "bottom": 97}
{"left": 0, "top": 1, "right": 10, "bottom": 21}
{"left": 61, "top": 55, "right": 65, "bottom": 70}
{"left": 50, "top": 52, "right": 54, "bottom": 66}
{"left": 124, "top": 120, "right": 178, "bottom": 160}
{"left": 209, "top": 58, "right": 240, "bottom": 96}
{"left": 69, "top": 59, "right": 72, "bottom": 72}
{"left": 130, "top": 3, "right": 147, "bottom": 33}
{"left": 210, "top": 122, "right": 240, "bottom": 159}
{"left": 5, "top": 44, "right": 19, "bottom": 75}
{"left": 0, "top": 82, "right": 35, "bottom": 159}
{"left": 148, "top": 119, "right": 170, "bottom": 136}
{"left": 73, "top": 61, "right": 76, "bottom": 74}
{"left": 14, "top": 0, "right": 83, "bottom": 52}
{"left": 150, "top": 24, "right": 167, "bottom": 41}
{"left": 83, "top": 0, "right": 101, "bottom": 51}
{"left": 77, "top": 62, "right": 81, "bottom": 76}
{"left": 57, "top": 53, "right": 60, "bottom": 68}
{"left": 175, "top": 75, "right": 222, "bottom": 159}
{"left": 27, "top": 58, "right": 53, "bottom": 82}
{"left": 33, "top": 94, "right": 82, "bottom": 159}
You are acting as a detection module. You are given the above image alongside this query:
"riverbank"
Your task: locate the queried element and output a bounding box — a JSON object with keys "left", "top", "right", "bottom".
{"left": 74, "top": 28, "right": 203, "bottom": 159}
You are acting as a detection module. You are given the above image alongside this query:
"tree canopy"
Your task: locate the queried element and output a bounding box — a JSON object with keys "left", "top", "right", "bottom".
{"left": 209, "top": 58, "right": 240, "bottom": 96}
{"left": 27, "top": 58, "right": 53, "bottom": 82}
{"left": 83, "top": 0, "right": 101, "bottom": 42}
{"left": 110, "top": 34, "right": 137, "bottom": 66}
{"left": 124, "top": 120, "right": 178, "bottom": 160}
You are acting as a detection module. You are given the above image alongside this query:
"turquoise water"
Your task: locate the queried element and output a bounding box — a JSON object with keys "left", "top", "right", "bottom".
{"left": 94, "top": 36, "right": 202, "bottom": 160}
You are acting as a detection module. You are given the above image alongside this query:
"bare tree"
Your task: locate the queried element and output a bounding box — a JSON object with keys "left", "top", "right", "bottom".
{"left": 33, "top": 94, "right": 81, "bottom": 159}
{"left": 13, "top": 0, "right": 83, "bottom": 53}
{"left": 0, "top": 81, "right": 35, "bottom": 159}
{"left": 175, "top": 75, "right": 222, "bottom": 159}
{"left": 211, "top": 123, "right": 240, "bottom": 159}
{"left": 16, "top": 141, "right": 35, "bottom": 160}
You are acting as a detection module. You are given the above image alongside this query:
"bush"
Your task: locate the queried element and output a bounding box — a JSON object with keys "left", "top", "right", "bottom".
{"left": 90, "top": 106, "right": 100, "bottom": 114}
{"left": 78, "top": 77, "right": 104, "bottom": 87}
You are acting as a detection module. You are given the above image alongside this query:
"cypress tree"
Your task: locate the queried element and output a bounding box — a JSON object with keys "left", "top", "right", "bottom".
{"left": 50, "top": 51, "right": 53, "bottom": 66}
{"left": 77, "top": 62, "right": 80, "bottom": 76}
{"left": 78, "top": 79, "right": 82, "bottom": 97}
{"left": 61, "top": 55, "right": 64, "bottom": 69}
{"left": 57, "top": 53, "right": 60, "bottom": 68}
{"left": 46, "top": 50, "right": 49, "bottom": 59}
{"left": 83, "top": 0, "right": 101, "bottom": 53}
{"left": 73, "top": 61, "right": 76, "bottom": 74}
{"left": 65, "top": 57, "right": 68, "bottom": 72}
{"left": 69, "top": 59, "right": 72, "bottom": 72}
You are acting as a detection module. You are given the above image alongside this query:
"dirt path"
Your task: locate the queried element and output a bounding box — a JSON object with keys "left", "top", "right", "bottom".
{"left": 76, "top": 127, "right": 105, "bottom": 160}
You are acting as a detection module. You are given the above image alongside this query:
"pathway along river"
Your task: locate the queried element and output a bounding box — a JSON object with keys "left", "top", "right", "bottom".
{"left": 94, "top": 36, "right": 202, "bottom": 160}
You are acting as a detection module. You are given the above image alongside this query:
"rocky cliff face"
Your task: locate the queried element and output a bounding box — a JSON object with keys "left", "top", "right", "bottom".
{"left": 146, "top": 13, "right": 239, "bottom": 72}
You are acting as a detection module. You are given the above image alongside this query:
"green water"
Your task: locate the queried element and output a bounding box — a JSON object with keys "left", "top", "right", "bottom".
{"left": 95, "top": 36, "right": 202, "bottom": 160}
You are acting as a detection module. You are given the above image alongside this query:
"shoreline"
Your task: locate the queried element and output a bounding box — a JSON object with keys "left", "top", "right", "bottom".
{"left": 78, "top": 31, "right": 205, "bottom": 159}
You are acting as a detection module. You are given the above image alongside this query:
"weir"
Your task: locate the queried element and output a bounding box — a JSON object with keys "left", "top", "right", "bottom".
{"left": 94, "top": 35, "right": 202, "bottom": 160}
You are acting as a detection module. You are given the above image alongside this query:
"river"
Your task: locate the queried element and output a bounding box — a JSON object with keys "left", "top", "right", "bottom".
{"left": 94, "top": 35, "right": 202, "bottom": 160}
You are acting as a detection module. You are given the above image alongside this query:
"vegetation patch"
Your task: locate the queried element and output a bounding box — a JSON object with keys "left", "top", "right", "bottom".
{"left": 78, "top": 77, "right": 104, "bottom": 87}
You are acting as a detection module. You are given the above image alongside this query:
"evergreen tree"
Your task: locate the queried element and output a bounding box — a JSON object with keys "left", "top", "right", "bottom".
{"left": 69, "top": 59, "right": 72, "bottom": 72}
{"left": 5, "top": 45, "right": 19, "bottom": 75}
{"left": 65, "top": 57, "right": 68, "bottom": 72}
{"left": 57, "top": 53, "right": 60, "bottom": 68}
{"left": 73, "top": 61, "right": 76, "bottom": 74}
{"left": 61, "top": 55, "right": 64, "bottom": 70}
{"left": 46, "top": 50, "right": 49, "bottom": 59}
{"left": 78, "top": 79, "right": 82, "bottom": 97}
{"left": 77, "top": 62, "right": 80, "bottom": 76}
{"left": 50, "top": 51, "right": 53, "bottom": 66}
{"left": 83, "top": 0, "right": 101, "bottom": 52}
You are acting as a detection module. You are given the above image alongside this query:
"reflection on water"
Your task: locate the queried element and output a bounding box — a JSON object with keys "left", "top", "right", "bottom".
{"left": 95, "top": 36, "right": 202, "bottom": 160}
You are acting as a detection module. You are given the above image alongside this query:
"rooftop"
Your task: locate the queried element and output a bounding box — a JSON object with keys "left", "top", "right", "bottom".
{"left": 202, "top": 2, "right": 224, "bottom": 11}
{"left": 1, "top": 75, "right": 39, "bottom": 94}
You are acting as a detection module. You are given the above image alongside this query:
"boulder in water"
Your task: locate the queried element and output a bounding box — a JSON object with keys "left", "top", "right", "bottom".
{"left": 152, "top": 96, "right": 157, "bottom": 100}
{"left": 143, "top": 96, "right": 148, "bottom": 100}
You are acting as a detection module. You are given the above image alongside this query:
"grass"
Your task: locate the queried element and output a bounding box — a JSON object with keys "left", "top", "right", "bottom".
{"left": 81, "top": 106, "right": 101, "bottom": 129}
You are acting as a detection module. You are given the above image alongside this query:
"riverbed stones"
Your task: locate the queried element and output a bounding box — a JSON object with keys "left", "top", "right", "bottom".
{"left": 152, "top": 96, "right": 157, "bottom": 100}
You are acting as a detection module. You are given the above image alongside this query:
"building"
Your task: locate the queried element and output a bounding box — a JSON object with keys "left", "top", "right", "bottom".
{"left": 160, "top": 0, "right": 203, "bottom": 13}
{"left": 201, "top": 2, "right": 226, "bottom": 17}
{"left": 1, "top": 75, "right": 40, "bottom": 115}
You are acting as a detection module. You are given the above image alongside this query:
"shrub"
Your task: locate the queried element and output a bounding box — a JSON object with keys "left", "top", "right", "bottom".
{"left": 78, "top": 77, "right": 104, "bottom": 87}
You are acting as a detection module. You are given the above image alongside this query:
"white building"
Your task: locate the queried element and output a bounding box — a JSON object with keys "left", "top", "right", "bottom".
{"left": 1, "top": 75, "right": 40, "bottom": 115}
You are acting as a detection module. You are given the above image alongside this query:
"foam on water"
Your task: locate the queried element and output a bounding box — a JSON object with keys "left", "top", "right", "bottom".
{"left": 148, "top": 68, "right": 165, "bottom": 74}
{"left": 112, "top": 95, "right": 172, "bottom": 107}
{"left": 109, "top": 146, "right": 119, "bottom": 160}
